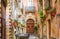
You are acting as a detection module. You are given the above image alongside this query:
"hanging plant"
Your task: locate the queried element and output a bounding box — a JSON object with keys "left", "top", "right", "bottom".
{"left": 51, "top": 8, "right": 56, "bottom": 20}
{"left": 47, "top": 12, "right": 51, "bottom": 14}
{"left": 51, "top": 8, "right": 56, "bottom": 17}
{"left": 45, "top": 6, "right": 51, "bottom": 11}
{"left": 52, "top": 8, "right": 56, "bottom": 12}
{"left": 38, "top": 10, "right": 44, "bottom": 19}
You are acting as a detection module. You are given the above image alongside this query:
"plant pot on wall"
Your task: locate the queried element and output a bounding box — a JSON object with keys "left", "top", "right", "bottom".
{"left": 51, "top": 8, "right": 56, "bottom": 20}
{"left": 38, "top": 10, "right": 44, "bottom": 19}
{"left": 51, "top": 12, "right": 56, "bottom": 17}
{"left": 45, "top": 6, "right": 51, "bottom": 10}
{"left": 51, "top": 8, "right": 56, "bottom": 17}
{"left": 45, "top": 6, "right": 51, "bottom": 14}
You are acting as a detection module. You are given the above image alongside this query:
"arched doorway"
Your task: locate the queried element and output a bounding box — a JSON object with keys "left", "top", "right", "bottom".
{"left": 26, "top": 19, "right": 34, "bottom": 34}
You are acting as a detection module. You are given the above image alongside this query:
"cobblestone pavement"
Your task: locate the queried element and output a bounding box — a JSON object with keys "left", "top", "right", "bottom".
{"left": 28, "top": 34, "right": 39, "bottom": 39}
{"left": 15, "top": 33, "right": 39, "bottom": 39}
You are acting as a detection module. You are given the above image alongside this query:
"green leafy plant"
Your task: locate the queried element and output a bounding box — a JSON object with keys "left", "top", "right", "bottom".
{"left": 33, "top": 26, "right": 38, "bottom": 32}
{"left": 47, "top": 12, "right": 51, "bottom": 14}
{"left": 52, "top": 8, "right": 56, "bottom": 13}
{"left": 51, "top": 8, "right": 56, "bottom": 20}
{"left": 45, "top": 6, "right": 51, "bottom": 10}
{"left": 38, "top": 10, "right": 43, "bottom": 19}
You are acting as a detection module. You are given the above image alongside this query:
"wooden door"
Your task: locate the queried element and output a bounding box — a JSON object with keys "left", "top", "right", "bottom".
{"left": 26, "top": 19, "right": 34, "bottom": 34}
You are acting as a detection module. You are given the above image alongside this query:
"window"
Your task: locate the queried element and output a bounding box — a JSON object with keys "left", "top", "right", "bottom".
{"left": 28, "top": 0, "right": 33, "bottom": 6}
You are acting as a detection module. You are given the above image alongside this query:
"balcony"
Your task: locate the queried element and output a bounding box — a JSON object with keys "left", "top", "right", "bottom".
{"left": 25, "top": 6, "right": 35, "bottom": 13}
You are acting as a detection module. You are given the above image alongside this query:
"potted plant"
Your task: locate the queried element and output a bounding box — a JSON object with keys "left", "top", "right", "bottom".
{"left": 45, "top": 6, "right": 51, "bottom": 14}
{"left": 38, "top": 10, "right": 44, "bottom": 19}
{"left": 33, "top": 26, "right": 38, "bottom": 34}
{"left": 51, "top": 8, "right": 56, "bottom": 17}
{"left": 45, "top": 6, "right": 51, "bottom": 10}
{"left": 50, "top": 8, "right": 56, "bottom": 20}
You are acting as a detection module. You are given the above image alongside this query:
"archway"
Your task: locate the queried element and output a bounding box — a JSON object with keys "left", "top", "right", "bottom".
{"left": 26, "top": 19, "right": 34, "bottom": 34}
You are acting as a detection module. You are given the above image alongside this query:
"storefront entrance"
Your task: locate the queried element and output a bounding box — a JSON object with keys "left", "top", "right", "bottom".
{"left": 26, "top": 19, "right": 34, "bottom": 34}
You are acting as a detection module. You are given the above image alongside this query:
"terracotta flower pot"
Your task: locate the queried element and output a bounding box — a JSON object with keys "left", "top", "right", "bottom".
{"left": 51, "top": 12, "right": 56, "bottom": 17}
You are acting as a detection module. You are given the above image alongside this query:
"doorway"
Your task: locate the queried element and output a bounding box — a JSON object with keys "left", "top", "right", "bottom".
{"left": 26, "top": 19, "right": 34, "bottom": 34}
